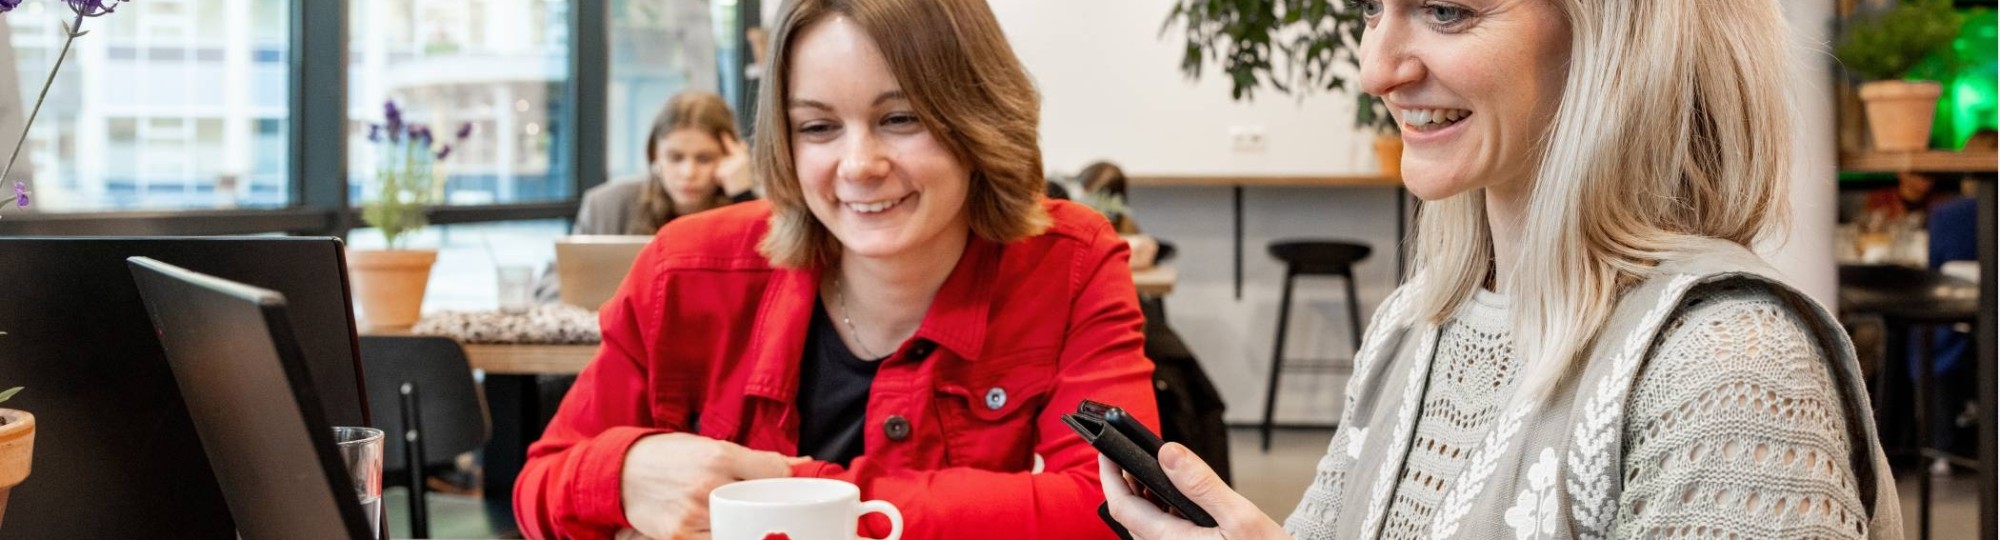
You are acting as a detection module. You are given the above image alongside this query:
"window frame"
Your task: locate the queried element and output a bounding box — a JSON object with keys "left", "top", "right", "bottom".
{"left": 0, "top": 0, "right": 640, "bottom": 237}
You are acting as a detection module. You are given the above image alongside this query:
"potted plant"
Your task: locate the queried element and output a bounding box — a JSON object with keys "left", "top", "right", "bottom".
{"left": 1161, "top": 0, "right": 1400, "bottom": 174}
{"left": 1835, "top": 0, "right": 1965, "bottom": 152}
{"left": 0, "top": 1, "right": 136, "bottom": 528}
{"left": 1358, "top": 93, "right": 1402, "bottom": 178}
{"left": 0, "top": 386, "right": 29, "bottom": 528}
{"left": 349, "top": 101, "right": 471, "bottom": 331}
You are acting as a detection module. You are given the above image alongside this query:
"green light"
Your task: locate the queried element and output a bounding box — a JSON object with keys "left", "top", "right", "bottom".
{"left": 1920, "top": 9, "right": 1997, "bottom": 149}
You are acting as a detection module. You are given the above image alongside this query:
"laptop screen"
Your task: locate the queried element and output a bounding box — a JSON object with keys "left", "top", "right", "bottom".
{"left": 129, "top": 257, "right": 374, "bottom": 540}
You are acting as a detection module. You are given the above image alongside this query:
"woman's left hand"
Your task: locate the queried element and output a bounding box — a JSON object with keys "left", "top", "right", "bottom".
{"left": 1099, "top": 443, "right": 1290, "bottom": 540}
{"left": 717, "top": 133, "right": 754, "bottom": 197}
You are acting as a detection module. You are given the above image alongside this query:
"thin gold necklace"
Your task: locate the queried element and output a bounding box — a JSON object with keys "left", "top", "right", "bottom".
{"left": 832, "top": 276, "right": 879, "bottom": 359}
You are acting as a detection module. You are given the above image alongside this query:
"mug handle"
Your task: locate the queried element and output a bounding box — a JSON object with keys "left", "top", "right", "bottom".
{"left": 858, "top": 500, "right": 903, "bottom": 540}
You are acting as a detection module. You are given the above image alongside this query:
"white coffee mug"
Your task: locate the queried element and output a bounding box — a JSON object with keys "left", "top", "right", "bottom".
{"left": 709, "top": 478, "right": 903, "bottom": 540}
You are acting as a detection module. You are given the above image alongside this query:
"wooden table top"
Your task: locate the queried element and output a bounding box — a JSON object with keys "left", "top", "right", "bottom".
{"left": 461, "top": 343, "right": 596, "bottom": 375}
{"left": 386, "top": 266, "right": 1180, "bottom": 376}
{"left": 1133, "top": 265, "right": 1177, "bottom": 296}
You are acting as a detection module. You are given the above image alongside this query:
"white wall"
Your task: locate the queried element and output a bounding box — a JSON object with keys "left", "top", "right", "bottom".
{"left": 989, "top": 1, "right": 1376, "bottom": 176}
{"left": 994, "top": 1, "right": 1394, "bottom": 425}
{"left": 1770, "top": 0, "right": 1841, "bottom": 305}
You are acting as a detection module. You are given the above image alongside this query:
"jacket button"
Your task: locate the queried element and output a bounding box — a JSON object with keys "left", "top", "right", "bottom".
{"left": 883, "top": 415, "right": 912, "bottom": 441}
{"left": 907, "top": 339, "right": 936, "bottom": 360}
{"left": 984, "top": 387, "right": 1008, "bottom": 411}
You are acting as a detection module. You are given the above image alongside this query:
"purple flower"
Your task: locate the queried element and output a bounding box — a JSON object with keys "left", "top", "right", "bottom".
{"left": 66, "top": 0, "right": 126, "bottom": 18}
{"left": 0, "top": 0, "right": 23, "bottom": 14}
{"left": 367, "top": 124, "right": 382, "bottom": 143}
{"left": 13, "top": 182, "right": 29, "bottom": 208}
{"left": 383, "top": 101, "right": 403, "bottom": 139}
{"left": 455, "top": 123, "right": 473, "bottom": 140}
{"left": 410, "top": 124, "right": 433, "bottom": 146}
{"left": 434, "top": 144, "right": 453, "bottom": 161}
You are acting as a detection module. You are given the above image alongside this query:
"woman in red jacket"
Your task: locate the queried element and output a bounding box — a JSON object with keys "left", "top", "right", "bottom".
{"left": 513, "top": 0, "right": 1159, "bottom": 538}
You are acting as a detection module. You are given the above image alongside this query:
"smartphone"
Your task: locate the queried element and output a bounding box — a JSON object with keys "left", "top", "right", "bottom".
{"left": 1062, "top": 399, "right": 1217, "bottom": 533}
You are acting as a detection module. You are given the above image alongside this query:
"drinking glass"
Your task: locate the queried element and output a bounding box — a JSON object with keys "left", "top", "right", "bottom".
{"left": 333, "top": 426, "right": 386, "bottom": 540}
{"left": 497, "top": 265, "right": 536, "bottom": 313}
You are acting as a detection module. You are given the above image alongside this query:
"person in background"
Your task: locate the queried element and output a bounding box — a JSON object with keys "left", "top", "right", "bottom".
{"left": 1862, "top": 171, "right": 1955, "bottom": 225}
{"left": 1104, "top": 0, "right": 1900, "bottom": 538}
{"left": 513, "top": 0, "right": 1159, "bottom": 538}
{"left": 585, "top": 90, "right": 755, "bottom": 235}
{"left": 1076, "top": 161, "right": 1161, "bottom": 270}
{"left": 1915, "top": 128, "right": 1994, "bottom": 469}
{"left": 534, "top": 91, "right": 755, "bottom": 303}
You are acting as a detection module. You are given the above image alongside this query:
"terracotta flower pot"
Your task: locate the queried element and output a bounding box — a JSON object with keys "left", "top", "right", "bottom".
{"left": 348, "top": 249, "right": 438, "bottom": 332}
{"left": 0, "top": 410, "right": 35, "bottom": 529}
{"left": 1858, "top": 80, "right": 1943, "bottom": 153}
{"left": 1373, "top": 134, "right": 1404, "bottom": 179}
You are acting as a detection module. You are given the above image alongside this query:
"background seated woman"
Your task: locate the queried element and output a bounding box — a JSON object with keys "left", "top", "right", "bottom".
{"left": 534, "top": 91, "right": 755, "bottom": 304}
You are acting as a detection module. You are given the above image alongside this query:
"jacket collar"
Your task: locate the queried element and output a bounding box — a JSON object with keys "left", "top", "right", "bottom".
{"left": 740, "top": 234, "right": 999, "bottom": 402}
{"left": 908, "top": 234, "right": 997, "bottom": 362}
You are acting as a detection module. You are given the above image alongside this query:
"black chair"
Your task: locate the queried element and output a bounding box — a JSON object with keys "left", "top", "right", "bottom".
{"left": 1261, "top": 240, "right": 1372, "bottom": 452}
{"left": 359, "top": 336, "right": 492, "bottom": 539}
{"left": 1837, "top": 264, "right": 1978, "bottom": 540}
{"left": 1140, "top": 296, "right": 1231, "bottom": 485}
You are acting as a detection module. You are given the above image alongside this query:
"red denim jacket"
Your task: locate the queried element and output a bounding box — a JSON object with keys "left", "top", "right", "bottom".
{"left": 514, "top": 199, "right": 1160, "bottom": 540}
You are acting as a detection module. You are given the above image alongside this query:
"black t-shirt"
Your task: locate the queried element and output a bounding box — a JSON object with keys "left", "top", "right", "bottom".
{"left": 795, "top": 299, "right": 884, "bottom": 467}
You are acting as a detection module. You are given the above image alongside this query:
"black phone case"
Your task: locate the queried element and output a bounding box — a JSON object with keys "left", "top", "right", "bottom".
{"left": 1063, "top": 401, "right": 1218, "bottom": 529}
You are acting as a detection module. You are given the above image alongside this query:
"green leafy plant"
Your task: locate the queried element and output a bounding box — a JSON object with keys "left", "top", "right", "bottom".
{"left": 1161, "top": 0, "right": 1396, "bottom": 133}
{"left": 0, "top": 387, "right": 20, "bottom": 407}
{"left": 1835, "top": 0, "right": 1966, "bottom": 82}
{"left": 1081, "top": 190, "right": 1132, "bottom": 226}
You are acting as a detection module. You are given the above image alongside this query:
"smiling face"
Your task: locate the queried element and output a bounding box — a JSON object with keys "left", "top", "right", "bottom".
{"left": 785, "top": 15, "right": 972, "bottom": 262}
{"left": 651, "top": 128, "right": 724, "bottom": 209}
{"left": 1357, "top": 0, "right": 1571, "bottom": 201}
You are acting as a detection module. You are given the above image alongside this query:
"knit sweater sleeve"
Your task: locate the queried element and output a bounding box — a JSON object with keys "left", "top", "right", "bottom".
{"left": 1615, "top": 283, "right": 1871, "bottom": 538}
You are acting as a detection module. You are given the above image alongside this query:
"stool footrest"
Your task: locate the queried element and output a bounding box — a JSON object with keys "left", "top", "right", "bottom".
{"left": 1918, "top": 448, "right": 1982, "bottom": 470}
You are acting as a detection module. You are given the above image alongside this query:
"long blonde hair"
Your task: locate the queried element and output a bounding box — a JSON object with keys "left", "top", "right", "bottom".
{"left": 1405, "top": 0, "right": 1794, "bottom": 399}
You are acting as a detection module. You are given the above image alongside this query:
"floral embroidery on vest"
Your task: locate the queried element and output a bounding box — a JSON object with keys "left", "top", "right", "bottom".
{"left": 1504, "top": 448, "right": 1561, "bottom": 540}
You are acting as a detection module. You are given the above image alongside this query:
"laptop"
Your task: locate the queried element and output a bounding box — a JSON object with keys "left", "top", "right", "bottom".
{"left": 128, "top": 257, "right": 375, "bottom": 540}
{"left": 0, "top": 237, "right": 366, "bottom": 539}
{"left": 554, "top": 234, "right": 653, "bottom": 309}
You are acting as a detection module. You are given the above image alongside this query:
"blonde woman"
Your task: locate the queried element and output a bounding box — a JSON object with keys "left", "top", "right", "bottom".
{"left": 1104, "top": 0, "right": 1901, "bottom": 538}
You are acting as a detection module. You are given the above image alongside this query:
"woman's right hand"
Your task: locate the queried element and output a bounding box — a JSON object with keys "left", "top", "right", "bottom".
{"left": 620, "top": 432, "right": 798, "bottom": 539}
{"left": 1100, "top": 443, "right": 1290, "bottom": 540}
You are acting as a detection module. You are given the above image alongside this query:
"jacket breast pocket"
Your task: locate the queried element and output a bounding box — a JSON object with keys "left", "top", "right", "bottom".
{"left": 933, "top": 357, "right": 1057, "bottom": 472}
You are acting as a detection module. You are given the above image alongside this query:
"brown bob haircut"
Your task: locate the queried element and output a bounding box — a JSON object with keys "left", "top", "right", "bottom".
{"left": 753, "top": 0, "right": 1051, "bottom": 268}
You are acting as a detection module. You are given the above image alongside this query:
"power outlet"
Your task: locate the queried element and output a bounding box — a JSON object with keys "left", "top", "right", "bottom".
{"left": 1229, "top": 125, "right": 1267, "bottom": 153}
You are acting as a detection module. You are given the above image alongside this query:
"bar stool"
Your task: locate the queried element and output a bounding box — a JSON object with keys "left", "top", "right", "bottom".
{"left": 1261, "top": 240, "right": 1371, "bottom": 452}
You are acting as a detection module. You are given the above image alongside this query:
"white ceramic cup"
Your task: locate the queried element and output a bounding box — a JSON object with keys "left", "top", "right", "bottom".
{"left": 709, "top": 478, "right": 903, "bottom": 540}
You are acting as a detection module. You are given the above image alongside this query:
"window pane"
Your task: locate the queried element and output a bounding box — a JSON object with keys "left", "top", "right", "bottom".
{"left": 349, "top": 0, "right": 572, "bottom": 207}
{"left": 2, "top": 0, "right": 292, "bottom": 212}
{"left": 347, "top": 219, "right": 567, "bottom": 313}
{"left": 606, "top": 0, "right": 721, "bottom": 181}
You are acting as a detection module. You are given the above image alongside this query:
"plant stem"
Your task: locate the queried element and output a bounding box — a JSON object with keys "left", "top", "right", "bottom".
{"left": 0, "top": 14, "right": 84, "bottom": 186}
